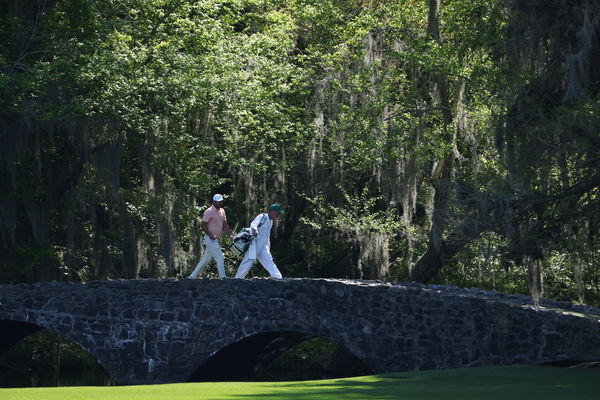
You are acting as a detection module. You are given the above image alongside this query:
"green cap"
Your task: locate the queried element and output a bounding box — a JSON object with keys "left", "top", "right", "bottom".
{"left": 268, "top": 204, "right": 284, "bottom": 214}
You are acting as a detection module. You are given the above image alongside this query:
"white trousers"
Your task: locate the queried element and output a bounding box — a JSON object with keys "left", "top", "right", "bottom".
{"left": 235, "top": 247, "right": 282, "bottom": 279}
{"left": 188, "top": 235, "right": 225, "bottom": 278}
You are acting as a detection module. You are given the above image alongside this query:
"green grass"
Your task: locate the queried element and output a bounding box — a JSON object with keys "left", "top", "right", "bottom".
{"left": 1, "top": 366, "right": 598, "bottom": 400}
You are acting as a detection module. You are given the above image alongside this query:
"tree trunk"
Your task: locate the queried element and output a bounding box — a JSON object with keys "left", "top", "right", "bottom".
{"left": 410, "top": 0, "right": 455, "bottom": 283}
{"left": 527, "top": 257, "right": 544, "bottom": 307}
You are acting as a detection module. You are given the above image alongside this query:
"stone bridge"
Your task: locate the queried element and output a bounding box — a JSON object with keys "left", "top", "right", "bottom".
{"left": 1, "top": 278, "right": 599, "bottom": 384}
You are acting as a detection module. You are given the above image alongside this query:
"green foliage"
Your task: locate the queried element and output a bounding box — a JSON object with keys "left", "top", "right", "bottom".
{"left": 0, "top": 0, "right": 598, "bottom": 305}
{"left": 302, "top": 187, "right": 401, "bottom": 236}
{"left": 256, "top": 336, "right": 371, "bottom": 381}
{"left": 435, "top": 233, "right": 529, "bottom": 294}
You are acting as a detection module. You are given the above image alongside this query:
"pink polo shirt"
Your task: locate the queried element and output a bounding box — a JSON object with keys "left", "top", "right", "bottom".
{"left": 202, "top": 205, "right": 227, "bottom": 238}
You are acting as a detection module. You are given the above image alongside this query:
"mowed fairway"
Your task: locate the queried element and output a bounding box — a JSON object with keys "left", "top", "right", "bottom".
{"left": 1, "top": 366, "right": 598, "bottom": 400}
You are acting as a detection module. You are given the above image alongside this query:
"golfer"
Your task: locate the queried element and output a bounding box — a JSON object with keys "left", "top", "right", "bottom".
{"left": 234, "top": 204, "right": 284, "bottom": 279}
{"left": 188, "top": 194, "right": 233, "bottom": 278}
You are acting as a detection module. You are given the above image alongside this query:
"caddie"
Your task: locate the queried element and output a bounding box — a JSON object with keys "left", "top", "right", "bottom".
{"left": 234, "top": 204, "right": 284, "bottom": 279}
{"left": 188, "top": 194, "right": 233, "bottom": 278}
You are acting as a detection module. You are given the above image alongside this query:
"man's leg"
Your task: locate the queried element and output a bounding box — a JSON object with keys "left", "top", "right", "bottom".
{"left": 257, "top": 248, "right": 282, "bottom": 279}
{"left": 188, "top": 235, "right": 217, "bottom": 279}
{"left": 235, "top": 253, "right": 255, "bottom": 279}
{"left": 213, "top": 243, "right": 226, "bottom": 278}
{"left": 188, "top": 241, "right": 214, "bottom": 278}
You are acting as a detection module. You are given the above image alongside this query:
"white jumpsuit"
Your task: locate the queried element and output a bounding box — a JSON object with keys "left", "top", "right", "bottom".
{"left": 235, "top": 213, "right": 282, "bottom": 279}
{"left": 188, "top": 234, "right": 226, "bottom": 278}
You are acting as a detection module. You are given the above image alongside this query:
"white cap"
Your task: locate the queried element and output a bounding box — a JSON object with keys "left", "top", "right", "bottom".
{"left": 212, "top": 194, "right": 224, "bottom": 202}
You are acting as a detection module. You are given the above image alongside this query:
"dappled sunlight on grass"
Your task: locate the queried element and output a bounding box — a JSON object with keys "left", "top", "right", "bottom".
{"left": 0, "top": 366, "right": 598, "bottom": 400}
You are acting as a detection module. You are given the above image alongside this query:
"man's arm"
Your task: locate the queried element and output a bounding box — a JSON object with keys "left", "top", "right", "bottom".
{"left": 223, "top": 219, "right": 233, "bottom": 239}
{"left": 249, "top": 214, "right": 262, "bottom": 237}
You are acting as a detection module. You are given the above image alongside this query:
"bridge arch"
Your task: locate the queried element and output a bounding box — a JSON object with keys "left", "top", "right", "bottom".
{"left": 0, "top": 319, "right": 44, "bottom": 354}
{"left": 0, "top": 317, "right": 102, "bottom": 361}
{"left": 187, "top": 329, "right": 373, "bottom": 381}
{"left": 0, "top": 318, "right": 115, "bottom": 386}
